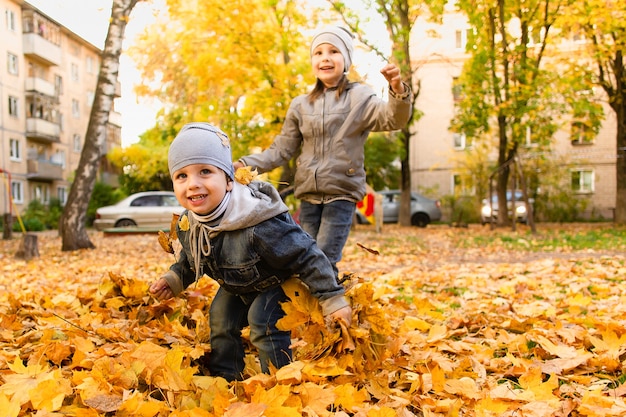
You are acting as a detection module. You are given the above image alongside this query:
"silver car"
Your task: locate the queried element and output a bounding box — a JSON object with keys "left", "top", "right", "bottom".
{"left": 356, "top": 190, "right": 442, "bottom": 227}
{"left": 93, "top": 191, "right": 183, "bottom": 231}
{"left": 481, "top": 190, "right": 532, "bottom": 224}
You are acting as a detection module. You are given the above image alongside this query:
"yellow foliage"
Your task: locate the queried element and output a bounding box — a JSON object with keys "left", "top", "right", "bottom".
{"left": 235, "top": 166, "right": 258, "bottom": 185}
{"left": 2, "top": 223, "right": 626, "bottom": 414}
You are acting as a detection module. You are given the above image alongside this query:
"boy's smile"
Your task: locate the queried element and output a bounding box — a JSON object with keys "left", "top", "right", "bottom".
{"left": 172, "top": 164, "right": 233, "bottom": 215}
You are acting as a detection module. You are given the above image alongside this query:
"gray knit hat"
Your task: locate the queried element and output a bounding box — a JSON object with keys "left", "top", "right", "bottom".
{"left": 168, "top": 122, "right": 234, "bottom": 180}
{"left": 310, "top": 26, "right": 354, "bottom": 71}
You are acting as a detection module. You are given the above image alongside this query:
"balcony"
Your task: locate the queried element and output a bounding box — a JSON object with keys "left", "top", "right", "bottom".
{"left": 25, "top": 77, "right": 56, "bottom": 98}
{"left": 22, "top": 33, "right": 61, "bottom": 67}
{"left": 27, "top": 158, "right": 63, "bottom": 181}
{"left": 26, "top": 118, "right": 60, "bottom": 143}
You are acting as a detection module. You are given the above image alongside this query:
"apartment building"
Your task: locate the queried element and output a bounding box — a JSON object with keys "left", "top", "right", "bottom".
{"left": 0, "top": 0, "right": 121, "bottom": 221}
{"left": 409, "top": 4, "right": 617, "bottom": 221}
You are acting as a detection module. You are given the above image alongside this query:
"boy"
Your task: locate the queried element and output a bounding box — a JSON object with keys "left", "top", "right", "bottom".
{"left": 149, "top": 122, "right": 351, "bottom": 381}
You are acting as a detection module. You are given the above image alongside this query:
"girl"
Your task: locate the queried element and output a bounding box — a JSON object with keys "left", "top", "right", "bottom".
{"left": 235, "top": 26, "right": 412, "bottom": 277}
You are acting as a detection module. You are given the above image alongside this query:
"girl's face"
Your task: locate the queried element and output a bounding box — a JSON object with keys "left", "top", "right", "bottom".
{"left": 311, "top": 43, "right": 345, "bottom": 88}
{"left": 171, "top": 163, "right": 233, "bottom": 215}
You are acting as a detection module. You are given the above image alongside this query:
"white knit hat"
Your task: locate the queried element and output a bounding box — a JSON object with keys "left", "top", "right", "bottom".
{"left": 310, "top": 26, "right": 354, "bottom": 71}
{"left": 168, "top": 122, "right": 234, "bottom": 180}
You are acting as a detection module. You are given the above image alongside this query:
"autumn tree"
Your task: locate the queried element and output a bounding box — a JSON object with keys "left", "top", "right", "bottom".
{"left": 327, "top": 0, "right": 445, "bottom": 226}
{"left": 451, "top": 0, "right": 602, "bottom": 226}
{"left": 117, "top": 0, "right": 315, "bottom": 193}
{"left": 60, "top": 0, "right": 140, "bottom": 250}
{"left": 561, "top": 0, "right": 626, "bottom": 224}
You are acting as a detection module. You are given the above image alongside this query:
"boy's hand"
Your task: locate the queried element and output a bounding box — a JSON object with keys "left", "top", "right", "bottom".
{"left": 149, "top": 277, "right": 174, "bottom": 300}
{"left": 327, "top": 305, "right": 352, "bottom": 328}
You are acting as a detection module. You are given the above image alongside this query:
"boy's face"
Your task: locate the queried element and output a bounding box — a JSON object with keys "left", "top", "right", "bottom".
{"left": 311, "top": 43, "right": 345, "bottom": 88}
{"left": 171, "top": 163, "right": 233, "bottom": 215}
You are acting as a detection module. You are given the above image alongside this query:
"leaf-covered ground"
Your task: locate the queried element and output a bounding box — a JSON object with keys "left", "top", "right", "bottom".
{"left": 1, "top": 223, "right": 626, "bottom": 416}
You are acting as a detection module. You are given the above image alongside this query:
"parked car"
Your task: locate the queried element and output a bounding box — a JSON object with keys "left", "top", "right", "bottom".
{"left": 93, "top": 191, "right": 183, "bottom": 231}
{"left": 355, "top": 190, "right": 442, "bottom": 227}
{"left": 481, "top": 190, "right": 533, "bottom": 225}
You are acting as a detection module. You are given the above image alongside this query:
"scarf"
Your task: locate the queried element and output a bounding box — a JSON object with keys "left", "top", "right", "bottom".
{"left": 187, "top": 191, "right": 231, "bottom": 281}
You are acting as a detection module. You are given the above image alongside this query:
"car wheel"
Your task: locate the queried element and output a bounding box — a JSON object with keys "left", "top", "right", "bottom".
{"left": 115, "top": 219, "right": 137, "bottom": 228}
{"left": 411, "top": 213, "right": 430, "bottom": 228}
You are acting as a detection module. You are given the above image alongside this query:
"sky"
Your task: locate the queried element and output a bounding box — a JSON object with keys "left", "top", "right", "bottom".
{"left": 26, "top": 0, "right": 388, "bottom": 147}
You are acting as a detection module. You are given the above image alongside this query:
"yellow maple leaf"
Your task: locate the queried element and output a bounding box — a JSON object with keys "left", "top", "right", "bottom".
{"left": 151, "top": 347, "right": 196, "bottom": 391}
{"left": 178, "top": 214, "right": 190, "bottom": 231}
{"left": 276, "top": 360, "right": 304, "bottom": 385}
{"left": 295, "top": 382, "right": 336, "bottom": 415}
{"left": 518, "top": 366, "right": 560, "bottom": 403}
{"left": 0, "top": 393, "right": 20, "bottom": 417}
{"left": 367, "top": 407, "right": 397, "bottom": 417}
{"left": 444, "top": 376, "right": 481, "bottom": 400}
{"left": 278, "top": 278, "right": 324, "bottom": 328}
{"left": 235, "top": 166, "right": 258, "bottom": 185}
{"left": 333, "top": 383, "right": 369, "bottom": 412}
{"left": 116, "top": 390, "right": 170, "bottom": 417}
{"left": 158, "top": 230, "right": 174, "bottom": 254}
{"left": 251, "top": 383, "right": 291, "bottom": 406}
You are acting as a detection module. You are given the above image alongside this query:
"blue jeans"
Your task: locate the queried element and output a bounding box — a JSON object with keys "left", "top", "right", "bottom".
{"left": 298, "top": 200, "right": 355, "bottom": 277}
{"left": 208, "top": 286, "right": 292, "bottom": 381}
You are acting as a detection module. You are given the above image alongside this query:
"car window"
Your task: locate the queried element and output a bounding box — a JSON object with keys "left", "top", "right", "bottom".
{"left": 130, "top": 195, "right": 160, "bottom": 207}
{"left": 162, "top": 195, "right": 179, "bottom": 207}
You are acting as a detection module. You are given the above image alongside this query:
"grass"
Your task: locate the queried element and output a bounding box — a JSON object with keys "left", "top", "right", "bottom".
{"left": 453, "top": 223, "right": 626, "bottom": 252}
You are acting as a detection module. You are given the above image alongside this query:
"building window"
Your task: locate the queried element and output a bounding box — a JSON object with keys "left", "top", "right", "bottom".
{"left": 71, "top": 63, "right": 79, "bottom": 82}
{"left": 8, "top": 96, "right": 18, "bottom": 117}
{"left": 455, "top": 29, "right": 472, "bottom": 50}
{"left": 452, "top": 173, "right": 474, "bottom": 196}
{"left": 86, "top": 56, "right": 94, "bottom": 74}
{"left": 571, "top": 169, "right": 593, "bottom": 194}
{"left": 32, "top": 183, "right": 50, "bottom": 204}
{"left": 52, "top": 150, "right": 66, "bottom": 168}
{"left": 6, "top": 9, "right": 16, "bottom": 31}
{"left": 72, "top": 99, "right": 80, "bottom": 118}
{"left": 55, "top": 75, "right": 63, "bottom": 96}
{"left": 73, "top": 134, "right": 82, "bottom": 152}
{"left": 523, "top": 126, "right": 538, "bottom": 147}
{"left": 9, "top": 138, "right": 21, "bottom": 161}
{"left": 87, "top": 90, "right": 95, "bottom": 105}
{"left": 7, "top": 52, "right": 18, "bottom": 75}
{"left": 57, "top": 186, "right": 67, "bottom": 205}
{"left": 452, "top": 77, "right": 463, "bottom": 101}
{"left": 11, "top": 181, "right": 23, "bottom": 204}
{"left": 570, "top": 121, "right": 594, "bottom": 145}
{"left": 453, "top": 132, "right": 472, "bottom": 150}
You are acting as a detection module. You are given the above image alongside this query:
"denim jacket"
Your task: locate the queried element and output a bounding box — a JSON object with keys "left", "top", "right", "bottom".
{"left": 162, "top": 181, "right": 348, "bottom": 316}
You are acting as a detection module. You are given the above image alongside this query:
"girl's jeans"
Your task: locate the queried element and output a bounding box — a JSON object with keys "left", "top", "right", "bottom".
{"left": 208, "top": 286, "right": 292, "bottom": 381}
{"left": 298, "top": 199, "right": 356, "bottom": 277}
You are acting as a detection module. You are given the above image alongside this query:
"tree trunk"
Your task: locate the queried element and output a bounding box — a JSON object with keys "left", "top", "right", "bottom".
{"left": 611, "top": 50, "right": 626, "bottom": 224}
{"left": 15, "top": 234, "right": 39, "bottom": 260}
{"left": 399, "top": 127, "right": 412, "bottom": 226}
{"left": 60, "top": 0, "right": 140, "bottom": 251}
{"left": 614, "top": 99, "right": 626, "bottom": 224}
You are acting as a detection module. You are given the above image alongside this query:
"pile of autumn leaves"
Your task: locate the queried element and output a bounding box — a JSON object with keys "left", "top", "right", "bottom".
{"left": 1, "top": 225, "right": 626, "bottom": 416}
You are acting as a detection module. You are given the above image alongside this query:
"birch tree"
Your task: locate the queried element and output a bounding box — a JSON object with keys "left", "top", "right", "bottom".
{"left": 60, "top": 0, "right": 140, "bottom": 251}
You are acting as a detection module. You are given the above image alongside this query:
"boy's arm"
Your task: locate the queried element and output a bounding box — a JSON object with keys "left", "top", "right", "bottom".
{"left": 255, "top": 214, "right": 351, "bottom": 319}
